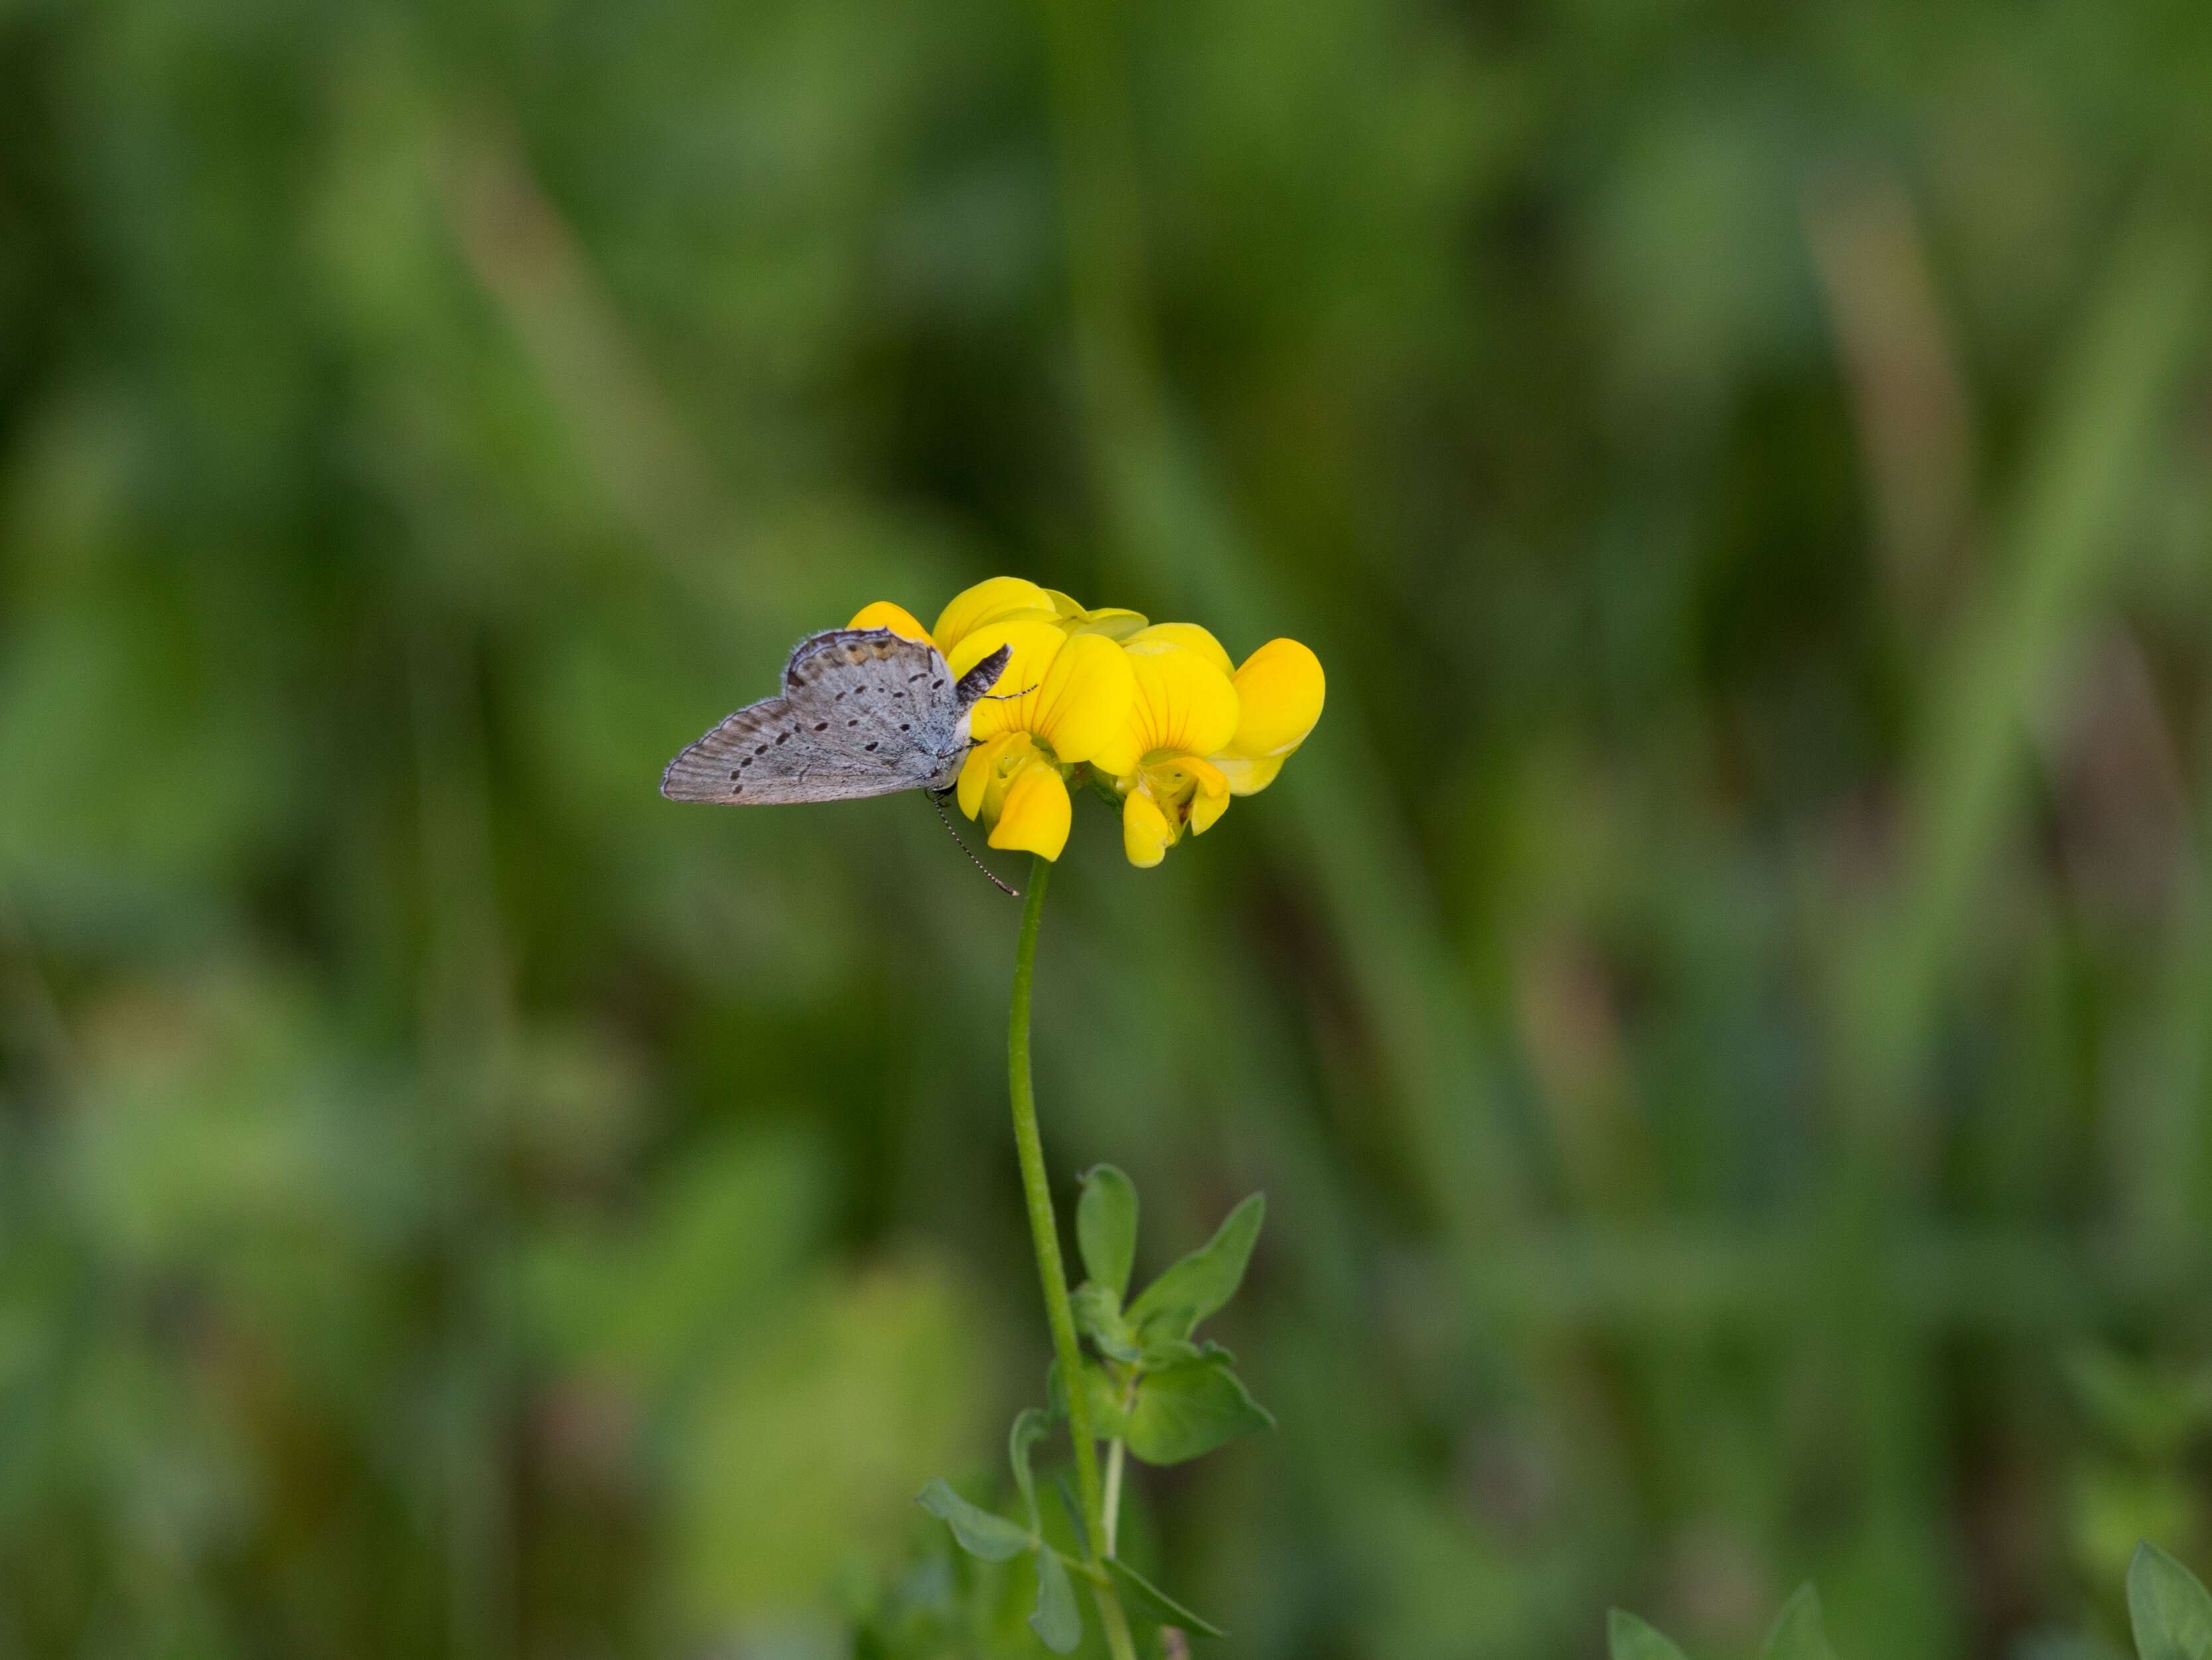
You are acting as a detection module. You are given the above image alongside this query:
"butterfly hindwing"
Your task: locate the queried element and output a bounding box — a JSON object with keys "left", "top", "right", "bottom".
{"left": 662, "top": 628, "right": 988, "bottom": 804}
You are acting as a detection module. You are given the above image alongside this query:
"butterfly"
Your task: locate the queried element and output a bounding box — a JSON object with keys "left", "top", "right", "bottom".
{"left": 660, "top": 628, "right": 1013, "bottom": 804}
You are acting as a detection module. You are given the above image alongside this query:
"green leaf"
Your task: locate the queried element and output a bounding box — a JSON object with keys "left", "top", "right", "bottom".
{"left": 1138, "top": 1335, "right": 1236, "bottom": 1371}
{"left": 1072, "top": 1282, "right": 1142, "bottom": 1363}
{"left": 1009, "top": 1408, "right": 1049, "bottom": 1532}
{"left": 2130, "top": 1543, "right": 2212, "bottom": 1660}
{"left": 1761, "top": 1584, "right": 1835, "bottom": 1660}
{"left": 1127, "top": 1193, "right": 1264, "bottom": 1340}
{"left": 1123, "top": 1355, "right": 1274, "bottom": 1466}
{"left": 1608, "top": 1610, "right": 1689, "bottom": 1660}
{"left": 916, "top": 1479, "right": 1031, "bottom": 1561}
{"left": 1077, "top": 1166, "right": 1140, "bottom": 1298}
{"left": 1048, "top": 1357, "right": 1131, "bottom": 1438}
{"left": 1139, "top": 1335, "right": 1203, "bottom": 1369}
{"left": 1030, "top": 1547, "right": 1082, "bottom": 1653}
{"left": 1107, "top": 1557, "right": 1228, "bottom": 1637}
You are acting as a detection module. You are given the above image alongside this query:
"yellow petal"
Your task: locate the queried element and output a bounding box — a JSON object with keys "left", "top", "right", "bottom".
{"left": 1089, "top": 730, "right": 1142, "bottom": 779}
{"left": 1027, "top": 632, "right": 1135, "bottom": 765}
{"left": 955, "top": 751, "right": 988, "bottom": 819}
{"left": 1122, "top": 790, "right": 1171, "bottom": 868}
{"left": 989, "top": 763, "right": 1071, "bottom": 860}
{"left": 847, "top": 601, "right": 933, "bottom": 643}
{"left": 1098, "top": 642, "right": 1238, "bottom": 777}
{"left": 1070, "top": 609, "right": 1150, "bottom": 641}
{"left": 1213, "top": 749, "right": 1285, "bottom": 796}
{"left": 933, "top": 577, "right": 1057, "bottom": 657}
{"left": 951, "top": 621, "right": 1068, "bottom": 741}
{"left": 1135, "top": 755, "right": 1230, "bottom": 835}
{"left": 1044, "top": 589, "right": 1150, "bottom": 641}
{"left": 1124, "top": 622, "right": 1232, "bottom": 678}
{"left": 957, "top": 731, "right": 1026, "bottom": 820}
{"left": 1230, "top": 638, "right": 1325, "bottom": 758}
{"left": 1182, "top": 757, "right": 1230, "bottom": 834}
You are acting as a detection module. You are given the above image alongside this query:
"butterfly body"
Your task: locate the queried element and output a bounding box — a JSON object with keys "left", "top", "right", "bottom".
{"left": 661, "top": 628, "right": 1009, "bottom": 804}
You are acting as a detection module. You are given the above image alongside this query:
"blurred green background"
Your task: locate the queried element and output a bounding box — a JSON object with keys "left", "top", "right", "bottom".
{"left": 5, "top": 0, "right": 2212, "bottom": 1655}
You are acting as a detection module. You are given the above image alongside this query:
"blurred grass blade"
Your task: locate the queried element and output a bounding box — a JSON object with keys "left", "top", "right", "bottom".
{"left": 1847, "top": 202, "right": 2211, "bottom": 1111}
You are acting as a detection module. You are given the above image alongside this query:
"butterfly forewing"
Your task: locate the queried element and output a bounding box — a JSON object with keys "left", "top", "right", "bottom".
{"left": 661, "top": 628, "right": 990, "bottom": 804}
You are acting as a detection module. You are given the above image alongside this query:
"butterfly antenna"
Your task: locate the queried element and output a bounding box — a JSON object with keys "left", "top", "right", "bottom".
{"left": 930, "top": 791, "right": 1021, "bottom": 898}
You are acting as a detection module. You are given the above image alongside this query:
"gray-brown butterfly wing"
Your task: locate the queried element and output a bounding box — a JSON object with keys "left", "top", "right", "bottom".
{"left": 660, "top": 628, "right": 1008, "bottom": 804}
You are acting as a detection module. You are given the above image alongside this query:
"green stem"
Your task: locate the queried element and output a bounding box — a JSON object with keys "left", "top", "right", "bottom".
{"left": 1007, "top": 854, "right": 1137, "bottom": 1660}
{"left": 1102, "top": 1435, "right": 1126, "bottom": 1555}
{"left": 1096, "top": 1584, "right": 1138, "bottom": 1659}
{"left": 1102, "top": 1369, "right": 1137, "bottom": 1556}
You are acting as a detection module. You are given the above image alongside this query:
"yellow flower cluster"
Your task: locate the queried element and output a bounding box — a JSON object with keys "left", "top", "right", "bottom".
{"left": 849, "top": 577, "right": 1324, "bottom": 866}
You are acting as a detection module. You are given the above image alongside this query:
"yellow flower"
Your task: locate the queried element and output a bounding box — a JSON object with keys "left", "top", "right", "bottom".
{"left": 844, "top": 581, "right": 1317, "bottom": 865}
{"left": 1090, "top": 636, "right": 1242, "bottom": 868}
{"left": 946, "top": 620, "right": 1134, "bottom": 860}
{"left": 1088, "top": 625, "right": 1324, "bottom": 866}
